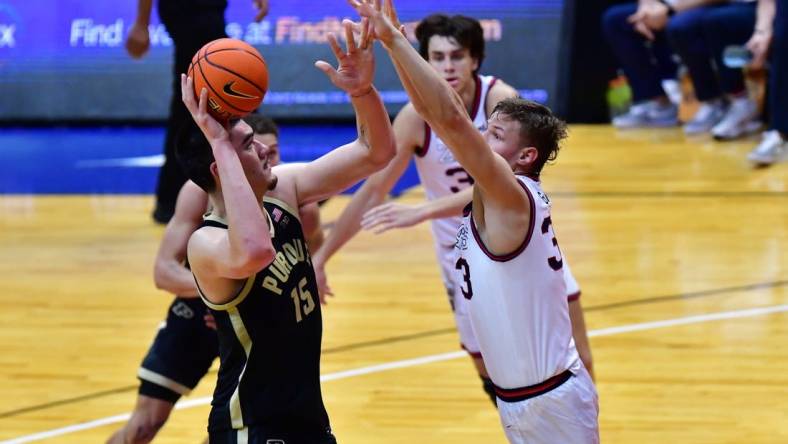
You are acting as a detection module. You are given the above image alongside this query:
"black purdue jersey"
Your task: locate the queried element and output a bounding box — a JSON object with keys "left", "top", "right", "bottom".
{"left": 197, "top": 197, "right": 331, "bottom": 437}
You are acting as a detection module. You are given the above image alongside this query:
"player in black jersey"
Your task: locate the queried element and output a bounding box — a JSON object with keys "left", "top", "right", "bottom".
{"left": 175, "top": 21, "right": 395, "bottom": 444}
{"left": 107, "top": 115, "right": 326, "bottom": 444}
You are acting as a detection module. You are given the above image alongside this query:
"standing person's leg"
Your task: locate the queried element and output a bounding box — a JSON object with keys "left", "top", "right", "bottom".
{"left": 771, "top": 1, "right": 788, "bottom": 138}
{"left": 702, "top": 3, "right": 762, "bottom": 140}
{"left": 666, "top": 6, "right": 728, "bottom": 134}
{"left": 154, "top": 8, "right": 227, "bottom": 223}
{"left": 748, "top": 0, "right": 788, "bottom": 165}
{"left": 601, "top": 3, "right": 678, "bottom": 128}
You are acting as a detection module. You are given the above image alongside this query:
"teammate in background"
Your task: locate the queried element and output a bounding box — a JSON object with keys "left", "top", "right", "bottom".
{"left": 360, "top": 187, "right": 594, "bottom": 380}
{"left": 176, "top": 19, "right": 395, "bottom": 443}
{"left": 106, "top": 114, "right": 323, "bottom": 444}
{"left": 348, "top": 1, "right": 598, "bottom": 441}
{"left": 311, "top": 13, "right": 520, "bottom": 404}
{"left": 125, "top": 0, "right": 269, "bottom": 223}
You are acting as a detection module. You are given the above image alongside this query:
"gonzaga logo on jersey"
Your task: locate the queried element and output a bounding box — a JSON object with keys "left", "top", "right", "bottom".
{"left": 455, "top": 223, "right": 470, "bottom": 252}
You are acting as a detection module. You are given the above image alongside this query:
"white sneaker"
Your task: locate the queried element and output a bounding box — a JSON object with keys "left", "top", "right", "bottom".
{"left": 747, "top": 130, "right": 787, "bottom": 166}
{"left": 711, "top": 97, "right": 761, "bottom": 140}
{"left": 612, "top": 100, "right": 678, "bottom": 129}
{"left": 684, "top": 99, "right": 726, "bottom": 135}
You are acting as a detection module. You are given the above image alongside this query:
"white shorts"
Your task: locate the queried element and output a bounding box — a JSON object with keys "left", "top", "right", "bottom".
{"left": 497, "top": 367, "right": 599, "bottom": 444}
{"left": 436, "top": 243, "right": 480, "bottom": 355}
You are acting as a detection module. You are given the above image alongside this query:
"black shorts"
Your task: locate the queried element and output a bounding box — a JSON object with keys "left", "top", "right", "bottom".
{"left": 138, "top": 297, "right": 219, "bottom": 403}
{"left": 209, "top": 427, "right": 337, "bottom": 444}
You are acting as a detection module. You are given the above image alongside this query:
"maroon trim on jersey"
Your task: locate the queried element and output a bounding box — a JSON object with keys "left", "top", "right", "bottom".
{"left": 462, "top": 202, "right": 473, "bottom": 217}
{"left": 461, "top": 343, "right": 483, "bottom": 358}
{"left": 469, "top": 180, "right": 535, "bottom": 262}
{"left": 416, "top": 123, "right": 431, "bottom": 157}
{"left": 470, "top": 75, "right": 483, "bottom": 121}
{"left": 494, "top": 370, "right": 573, "bottom": 403}
{"left": 485, "top": 77, "right": 498, "bottom": 115}
{"left": 567, "top": 291, "right": 581, "bottom": 302}
{"left": 516, "top": 172, "right": 540, "bottom": 182}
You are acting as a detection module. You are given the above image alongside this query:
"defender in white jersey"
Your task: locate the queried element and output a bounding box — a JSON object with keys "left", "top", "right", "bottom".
{"left": 312, "top": 13, "right": 518, "bottom": 403}
{"left": 348, "top": 1, "right": 599, "bottom": 441}
{"left": 361, "top": 181, "right": 594, "bottom": 380}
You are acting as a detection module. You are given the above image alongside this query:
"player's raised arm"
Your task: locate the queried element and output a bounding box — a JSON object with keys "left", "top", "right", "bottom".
{"left": 361, "top": 186, "right": 473, "bottom": 234}
{"left": 180, "top": 75, "right": 275, "bottom": 281}
{"left": 309, "top": 104, "right": 420, "bottom": 299}
{"left": 348, "top": 0, "right": 528, "bottom": 214}
{"left": 153, "top": 181, "right": 208, "bottom": 296}
{"left": 288, "top": 20, "right": 395, "bottom": 207}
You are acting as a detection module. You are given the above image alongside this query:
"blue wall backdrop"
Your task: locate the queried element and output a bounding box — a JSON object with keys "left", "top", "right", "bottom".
{"left": 0, "top": 0, "right": 565, "bottom": 120}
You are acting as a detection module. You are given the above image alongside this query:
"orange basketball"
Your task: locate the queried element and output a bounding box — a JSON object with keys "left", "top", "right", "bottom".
{"left": 187, "top": 38, "right": 268, "bottom": 122}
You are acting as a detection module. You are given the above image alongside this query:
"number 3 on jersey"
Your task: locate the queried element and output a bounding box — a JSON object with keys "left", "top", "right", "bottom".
{"left": 455, "top": 258, "right": 473, "bottom": 300}
{"left": 541, "top": 216, "right": 563, "bottom": 271}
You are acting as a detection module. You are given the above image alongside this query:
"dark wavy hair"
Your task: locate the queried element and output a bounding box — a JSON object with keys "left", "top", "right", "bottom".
{"left": 243, "top": 114, "right": 279, "bottom": 138}
{"left": 415, "top": 14, "right": 485, "bottom": 74}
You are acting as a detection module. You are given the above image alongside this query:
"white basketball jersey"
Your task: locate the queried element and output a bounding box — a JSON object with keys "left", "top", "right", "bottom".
{"left": 415, "top": 75, "right": 497, "bottom": 248}
{"left": 454, "top": 175, "right": 581, "bottom": 388}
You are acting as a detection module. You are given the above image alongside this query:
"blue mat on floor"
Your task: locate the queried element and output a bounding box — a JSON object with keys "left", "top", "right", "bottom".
{"left": 0, "top": 124, "right": 420, "bottom": 195}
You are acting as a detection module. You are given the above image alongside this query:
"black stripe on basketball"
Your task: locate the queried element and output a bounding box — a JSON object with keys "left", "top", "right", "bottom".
{"left": 194, "top": 56, "right": 250, "bottom": 114}
{"left": 203, "top": 48, "right": 267, "bottom": 95}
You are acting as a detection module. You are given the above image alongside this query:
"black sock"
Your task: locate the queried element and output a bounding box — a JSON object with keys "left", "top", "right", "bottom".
{"left": 481, "top": 376, "right": 497, "bottom": 408}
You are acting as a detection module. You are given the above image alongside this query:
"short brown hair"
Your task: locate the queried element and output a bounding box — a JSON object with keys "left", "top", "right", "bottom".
{"left": 492, "top": 98, "right": 568, "bottom": 174}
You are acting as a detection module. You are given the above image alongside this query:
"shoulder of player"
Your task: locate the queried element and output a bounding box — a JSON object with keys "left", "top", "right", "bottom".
{"left": 485, "top": 79, "right": 519, "bottom": 115}
{"left": 172, "top": 180, "right": 209, "bottom": 224}
{"left": 187, "top": 225, "right": 225, "bottom": 264}
{"left": 268, "top": 164, "right": 305, "bottom": 211}
{"left": 393, "top": 102, "right": 426, "bottom": 153}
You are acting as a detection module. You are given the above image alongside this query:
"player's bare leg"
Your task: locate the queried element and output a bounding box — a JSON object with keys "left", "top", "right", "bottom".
{"left": 106, "top": 395, "right": 173, "bottom": 444}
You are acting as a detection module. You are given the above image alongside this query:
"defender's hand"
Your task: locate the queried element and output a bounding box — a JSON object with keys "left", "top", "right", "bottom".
{"left": 361, "top": 202, "right": 425, "bottom": 234}
{"left": 312, "top": 254, "right": 334, "bottom": 305}
{"left": 126, "top": 22, "right": 150, "bottom": 59}
{"left": 346, "top": 0, "right": 404, "bottom": 47}
{"left": 314, "top": 20, "right": 375, "bottom": 97}
{"left": 180, "top": 74, "right": 230, "bottom": 145}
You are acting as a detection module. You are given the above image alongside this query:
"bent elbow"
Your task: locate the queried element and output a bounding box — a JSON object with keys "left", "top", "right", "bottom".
{"left": 369, "top": 135, "right": 397, "bottom": 168}
{"left": 152, "top": 262, "right": 168, "bottom": 291}
{"left": 243, "top": 243, "right": 276, "bottom": 274}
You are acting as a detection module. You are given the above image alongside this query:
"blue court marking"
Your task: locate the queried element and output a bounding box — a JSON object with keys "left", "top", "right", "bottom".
{"left": 0, "top": 124, "right": 420, "bottom": 195}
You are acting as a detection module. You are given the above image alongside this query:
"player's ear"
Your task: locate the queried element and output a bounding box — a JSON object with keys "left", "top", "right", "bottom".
{"left": 517, "top": 146, "right": 538, "bottom": 168}
{"left": 209, "top": 162, "right": 220, "bottom": 188}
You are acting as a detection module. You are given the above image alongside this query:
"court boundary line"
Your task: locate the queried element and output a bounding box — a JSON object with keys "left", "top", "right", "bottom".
{"left": 2, "top": 303, "right": 787, "bottom": 444}
{"left": 2, "top": 279, "right": 783, "bottom": 421}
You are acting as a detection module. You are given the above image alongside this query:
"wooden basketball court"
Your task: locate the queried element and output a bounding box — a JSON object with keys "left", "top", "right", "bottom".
{"left": 0, "top": 125, "right": 786, "bottom": 443}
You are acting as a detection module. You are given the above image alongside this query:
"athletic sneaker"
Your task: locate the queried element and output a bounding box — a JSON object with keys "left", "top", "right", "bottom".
{"left": 710, "top": 97, "right": 761, "bottom": 140}
{"left": 747, "top": 130, "right": 787, "bottom": 166}
{"left": 612, "top": 100, "right": 678, "bottom": 129}
{"left": 684, "top": 99, "right": 726, "bottom": 135}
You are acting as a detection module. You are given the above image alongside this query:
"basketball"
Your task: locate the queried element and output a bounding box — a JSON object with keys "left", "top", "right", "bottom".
{"left": 187, "top": 38, "right": 269, "bottom": 121}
